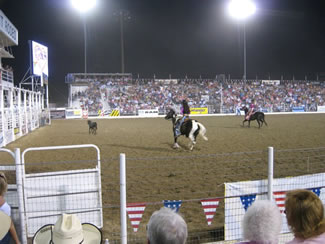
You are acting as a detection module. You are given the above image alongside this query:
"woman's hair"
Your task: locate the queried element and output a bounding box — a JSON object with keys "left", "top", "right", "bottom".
{"left": 0, "top": 172, "right": 8, "bottom": 196}
{"left": 147, "top": 207, "right": 187, "bottom": 244}
{"left": 285, "top": 189, "right": 325, "bottom": 239}
{"left": 242, "top": 200, "right": 282, "bottom": 244}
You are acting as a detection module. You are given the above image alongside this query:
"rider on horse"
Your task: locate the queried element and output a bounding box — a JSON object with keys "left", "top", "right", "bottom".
{"left": 246, "top": 99, "right": 257, "bottom": 120}
{"left": 175, "top": 99, "right": 190, "bottom": 136}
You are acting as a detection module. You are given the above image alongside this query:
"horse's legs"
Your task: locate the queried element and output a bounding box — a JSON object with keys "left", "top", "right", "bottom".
{"left": 257, "top": 120, "right": 261, "bottom": 128}
{"left": 188, "top": 134, "right": 196, "bottom": 151}
{"left": 263, "top": 117, "right": 268, "bottom": 126}
{"left": 248, "top": 120, "right": 251, "bottom": 128}
{"left": 242, "top": 120, "right": 246, "bottom": 127}
{"left": 173, "top": 136, "right": 180, "bottom": 149}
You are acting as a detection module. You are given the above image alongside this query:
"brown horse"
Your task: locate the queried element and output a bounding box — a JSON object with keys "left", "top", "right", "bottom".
{"left": 241, "top": 106, "right": 267, "bottom": 128}
{"left": 87, "top": 120, "right": 97, "bottom": 134}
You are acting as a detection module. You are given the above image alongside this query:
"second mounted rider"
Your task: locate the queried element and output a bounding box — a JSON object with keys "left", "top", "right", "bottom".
{"left": 246, "top": 99, "right": 257, "bottom": 120}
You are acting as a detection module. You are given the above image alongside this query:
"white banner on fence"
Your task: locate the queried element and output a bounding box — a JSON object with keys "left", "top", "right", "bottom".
{"left": 317, "top": 106, "right": 325, "bottom": 112}
{"left": 224, "top": 172, "right": 325, "bottom": 241}
{"left": 138, "top": 109, "right": 159, "bottom": 117}
{"left": 65, "top": 109, "right": 82, "bottom": 119}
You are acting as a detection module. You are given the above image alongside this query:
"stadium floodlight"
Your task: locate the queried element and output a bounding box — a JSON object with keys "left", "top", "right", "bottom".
{"left": 70, "top": 0, "right": 97, "bottom": 73}
{"left": 227, "top": 0, "right": 256, "bottom": 81}
{"left": 71, "top": 0, "right": 96, "bottom": 13}
{"left": 227, "top": 0, "right": 256, "bottom": 20}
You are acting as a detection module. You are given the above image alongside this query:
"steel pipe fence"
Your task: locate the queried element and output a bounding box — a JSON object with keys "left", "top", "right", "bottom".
{"left": 0, "top": 85, "right": 50, "bottom": 147}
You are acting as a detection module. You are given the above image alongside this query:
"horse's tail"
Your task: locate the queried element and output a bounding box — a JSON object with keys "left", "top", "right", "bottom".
{"left": 197, "top": 122, "right": 208, "bottom": 141}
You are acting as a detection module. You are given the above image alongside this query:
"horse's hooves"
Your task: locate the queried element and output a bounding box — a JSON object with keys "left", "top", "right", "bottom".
{"left": 173, "top": 144, "right": 180, "bottom": 149}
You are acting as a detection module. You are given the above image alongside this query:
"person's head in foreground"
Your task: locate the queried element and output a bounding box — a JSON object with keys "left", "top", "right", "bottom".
{"left": 285, "top": 189, "right": 325, "bottom": 242}
{"left": 242, "top": 200, "right": 282, "bottom": 244}
{"left": 147, "top": 207, "right": 188, "bottom": 244}
{"left": 32, "top": 213, "right": 102, "bottom": 244}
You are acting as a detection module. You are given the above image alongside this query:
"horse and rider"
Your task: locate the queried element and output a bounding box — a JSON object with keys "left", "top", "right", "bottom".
{"left": 241, "top": 99, "right": 267, "bottom": 128}
{"left": 165, "top": 99, "right": 208, "bottom": 150}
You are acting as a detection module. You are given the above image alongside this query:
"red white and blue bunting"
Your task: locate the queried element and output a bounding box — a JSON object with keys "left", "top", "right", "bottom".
{"left": 200, "top": 198, "right": 220, "bottom": 225}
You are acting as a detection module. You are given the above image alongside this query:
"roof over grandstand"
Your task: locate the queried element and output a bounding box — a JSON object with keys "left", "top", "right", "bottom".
{"left": 0, "top": 0, "right": 325, "bottom": 105}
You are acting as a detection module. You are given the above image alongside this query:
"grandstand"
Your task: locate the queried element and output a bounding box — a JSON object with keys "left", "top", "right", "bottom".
{"left": 66, "top": 73, "right": 133, "bottom": 116}
{"left": 65, "top": 72, "right": 325, "bottom": 117}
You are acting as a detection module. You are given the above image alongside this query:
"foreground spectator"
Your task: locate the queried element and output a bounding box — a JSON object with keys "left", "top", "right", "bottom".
{"left": 285, "top": 189, "right": 325, "bottom": 244}
{"left": 147, "top": 207, "right": 188, "bottom": 244}
{"left": 0, "top": 210, "right": 11, "bottom": 243}
{"left": 32, "top": 213, "right": 102, "bottom": 243}
{"left": 0, "top": 172, "right": 21, "bottom": 244}
{"left": 237, "top": 200, "right": 282, "bottom": 244}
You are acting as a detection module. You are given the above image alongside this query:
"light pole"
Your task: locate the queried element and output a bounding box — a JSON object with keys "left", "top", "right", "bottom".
{"left": 71, "top": 0, "right": 97, "bottom": 74}
{"left": 115, "top": 10, "right": 131, "bottom": 74}
{"left": 228, "top": 0, "right": 256, "bottom": 81}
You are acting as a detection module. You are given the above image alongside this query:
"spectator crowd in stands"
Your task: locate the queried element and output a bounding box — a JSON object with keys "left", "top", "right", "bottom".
{"left": 70, "top": 78, "right": 325, "bottom": 116}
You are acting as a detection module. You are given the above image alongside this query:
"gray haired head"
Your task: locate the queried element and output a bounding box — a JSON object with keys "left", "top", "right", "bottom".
{"left": 147, "top": 207, "right": 188, "bottom": 244}
{"left": 242, "top": 200, "right": 282, "bottom": 244}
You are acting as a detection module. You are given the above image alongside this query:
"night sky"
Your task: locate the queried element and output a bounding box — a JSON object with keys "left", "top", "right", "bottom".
{"left": 1, "top": 0, "right": 325, "bottom": 105}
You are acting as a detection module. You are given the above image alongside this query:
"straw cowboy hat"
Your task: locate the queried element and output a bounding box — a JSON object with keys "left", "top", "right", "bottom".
{"left": 32, "top": 214, "right": 102, "bottom": 244}
{"left": 0, "top": 211, "right": 11, "bottom": 240}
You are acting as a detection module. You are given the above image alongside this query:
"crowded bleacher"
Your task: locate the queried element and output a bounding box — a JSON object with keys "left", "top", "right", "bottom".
{"left": 66, "top": 73, "right": 325, "bottom": 116}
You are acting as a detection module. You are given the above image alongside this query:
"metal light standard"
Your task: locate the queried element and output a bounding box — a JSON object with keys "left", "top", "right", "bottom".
{"left": 71, "top": 0, "right": 97, "bottom": 73}
{"left": 115, "top": 10, "right": 131, "bottom": 74}
{"left": 228, "top": 0, "right": 256, "bottom": 81}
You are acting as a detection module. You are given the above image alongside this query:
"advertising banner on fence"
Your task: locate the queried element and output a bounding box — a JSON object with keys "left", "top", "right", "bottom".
{"left": 317, "top": 106, "right": 325, "bottom": 112}
{"left": 224, "top": 172, "right": 325, "bottom": 241}
{"left": 138, "top": 109, "right": 159, "bottom": 117}
{"left": 50, "top": 109, "right": 66, "bottom": 119}
{"left": 190, "top": 107, "right": 208, "bottom": 114}
{"left": 292, "top": 106, "right": 305, "bottom": 112}
{"left": 65, "top": 109, "right": 82, "bottom": 119}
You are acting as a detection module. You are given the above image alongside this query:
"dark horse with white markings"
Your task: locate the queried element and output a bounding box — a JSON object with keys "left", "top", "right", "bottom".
{"left": 241, "top": 106, "right": 267, "bottom": 128}
{"left": 88, "top": 120, "right": 97, "bottom": 134}
{"left": 165, "top": 109, "right": 208, "bottom": 150}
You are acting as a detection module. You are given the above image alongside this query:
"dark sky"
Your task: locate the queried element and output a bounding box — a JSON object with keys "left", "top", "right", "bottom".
{"left": 1, "top": 0, "right": 325, "bottom": 105}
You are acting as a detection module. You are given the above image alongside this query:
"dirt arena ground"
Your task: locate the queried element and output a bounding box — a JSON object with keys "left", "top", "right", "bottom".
{"left": 2, "top": 113, "right": 325, "bottom": 243}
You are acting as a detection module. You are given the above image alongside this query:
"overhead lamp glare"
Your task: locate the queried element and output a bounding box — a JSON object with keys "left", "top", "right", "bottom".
{"left": 228, "top": 0, "right": 256, "bottom": 20}
{"left": 71, "top": 0, "right": 97, "bottom": 13}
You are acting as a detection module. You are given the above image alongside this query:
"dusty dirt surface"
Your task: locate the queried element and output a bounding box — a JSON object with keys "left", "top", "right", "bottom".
{"left": 2, "top": 113, "right": 325, "bottom": 243}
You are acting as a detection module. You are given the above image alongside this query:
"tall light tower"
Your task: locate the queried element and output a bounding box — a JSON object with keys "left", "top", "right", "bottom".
{"left": 228, "top": 0, "right": 256, "bottom": 81}
{"left": 115, "top": 10, "right": 131, "bottom": 74}
{"left": 71, "top": 0, "right": 97, "bottom": 74}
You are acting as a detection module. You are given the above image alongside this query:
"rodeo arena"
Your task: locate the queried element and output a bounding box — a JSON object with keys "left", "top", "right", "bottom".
{"left": 1, "top": 9, "right": 325, "bottom": 244}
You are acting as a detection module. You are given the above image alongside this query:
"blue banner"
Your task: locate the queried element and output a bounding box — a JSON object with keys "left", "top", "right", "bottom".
{"left": 292, "top": 106, "right": 305, "bottom": 112}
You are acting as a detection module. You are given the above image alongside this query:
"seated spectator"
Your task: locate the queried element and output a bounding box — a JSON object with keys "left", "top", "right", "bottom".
{"left": 0, "top": 210, "right": 11, "bottom": 243}
{"left": 32, "top": 213, "right": 102, "bottom": 244}
{"left": 0, "top": 172, "right": 21, "bottom": 244}
{"left": 285, "top": 189, "right": 325, "bottom": 243}
{"left": 147, "top": 207, "right": 187, "bottom": 244}
{"left": 237, "top": 200, "right": 282, "bottom": 244}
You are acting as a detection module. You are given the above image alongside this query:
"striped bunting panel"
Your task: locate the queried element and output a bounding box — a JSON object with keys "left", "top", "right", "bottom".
{"left": 200, "top": 198, "right": 220, "bottom": 225}
{"left": 126, "top": 203, "right": 146, "bottom": 232}
{"left": 273, "top": 191, "right": 286, "bottom": 213}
